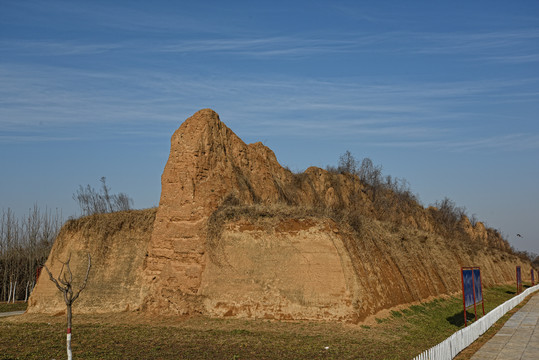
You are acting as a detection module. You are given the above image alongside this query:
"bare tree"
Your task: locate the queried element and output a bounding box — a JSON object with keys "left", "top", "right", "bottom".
{"left": 1, "top": 206, "right": 62, "bottom": 303}
{"left": 44, "top": 253, "right": 91, "bottom": 360}
{"left": 433, "top": 197, "right": 466, "bottom": 229}
{"left": 73, "top": 177, "right": 133, "bottom": 216}
{"left": 359, "top": 158, "right": 383, "bottom": 201}
{"left": 338, "top": 150, "right": 358, "bottom": 175}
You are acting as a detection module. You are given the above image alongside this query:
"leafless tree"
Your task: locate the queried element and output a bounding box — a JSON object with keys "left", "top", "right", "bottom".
{"left": 359, "top": 157, "right": 383, "bottom": 201}
{"left": 433, "top": 197, "right": 466, "bottom": 230}
{"left": 1, "top": 206, "right": 61, "bottom": 303}
{"left": 73, "top": 177, "right": 133, "bottom": 216}
{"left": 338, "top": 150, "right": 358, "bottom": 175}
{"left": 44, "top": 253, "right": 91, "bottom": 360}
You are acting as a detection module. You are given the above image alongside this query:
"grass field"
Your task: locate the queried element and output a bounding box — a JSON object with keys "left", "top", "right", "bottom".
{"left": 0, "top": 284, "right": 532, "bottom": 360}
{"left": 0, "top": 301, "right": 27, "bottom": 313}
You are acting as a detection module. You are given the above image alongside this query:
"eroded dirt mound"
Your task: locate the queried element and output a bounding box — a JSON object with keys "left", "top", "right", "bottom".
{"left": 29, "top": 109, "right": 532, "bottom": 321}
{"left": 28, "top": 209, "right": 156, "bottom": 313}
{"left": 141, "top": 109, "right": 529, "bottom": 320}
{"left": 200, "top": 203, "right": 528, "bottom": 322}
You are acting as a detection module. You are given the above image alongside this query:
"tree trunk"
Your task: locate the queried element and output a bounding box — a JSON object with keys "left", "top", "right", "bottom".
{"left": 12, "top": 280, "right": 17, "bottom": 303}
{"left": 67, "top": 303, "right": 73, "bottom": 360}
{"left": 44, "top": 253, "right": 90, "bottom": 360}
{"left": 7, "top": 281, "right": 12, "bottom": 303}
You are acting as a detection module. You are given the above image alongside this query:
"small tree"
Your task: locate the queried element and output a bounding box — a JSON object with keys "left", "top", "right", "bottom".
{"left": 338, "top": 150, "right": 358, "bottom": 175}
{"left": 73, "top": 177, "right": 133, "bottom": 216}
{"left": 359, "top": 158, "right": 383, "bottom": 201}
{"left": 434, "top": 197, "right": 466, "bottom": 229}
{"left": 43, "top": 253, "right": 91, "bottom": 360}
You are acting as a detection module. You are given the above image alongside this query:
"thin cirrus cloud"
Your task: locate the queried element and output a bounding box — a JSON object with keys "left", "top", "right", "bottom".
{"left": 2, "top": 28, "right": 538, "bottom": 62}
{"left": 0, "top": 40, "right": 125, "bottom": 56}
{"left": 485, "top": 54, "right": 539, "bottom": 64}
{"left": 1, "top": 64, "right": 536, "bottom": 146}
{"left": 377, "top": 134, "right": 539, "bottom": 153}
{"left": 2, "top": 19, "right": 537, "bottom": 150}
{"left": 2, "top": 0, "right": 232, "bottom": 35}
{"left": 152, "top": 30, "right": 539, "bottom": 62}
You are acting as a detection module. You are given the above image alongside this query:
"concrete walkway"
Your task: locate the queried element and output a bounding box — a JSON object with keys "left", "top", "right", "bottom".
{"left": 471, "top": 292, "right": 539, "bottom": 360}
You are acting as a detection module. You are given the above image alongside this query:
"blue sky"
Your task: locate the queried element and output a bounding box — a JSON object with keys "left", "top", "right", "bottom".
{"left": 1, "top": 0, "right": 538, "bottom": 255}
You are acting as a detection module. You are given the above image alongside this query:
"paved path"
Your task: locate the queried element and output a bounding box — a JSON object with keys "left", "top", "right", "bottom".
{"left": 471, "top": 292, "right": 539, "bottom": 360}
{"left": 0, "top": 310, "right": 25, "bottom": 318}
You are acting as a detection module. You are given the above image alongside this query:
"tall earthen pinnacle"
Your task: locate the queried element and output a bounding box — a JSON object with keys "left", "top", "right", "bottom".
{"left": 142, "top": 109, "right": 289, "bottom": 313}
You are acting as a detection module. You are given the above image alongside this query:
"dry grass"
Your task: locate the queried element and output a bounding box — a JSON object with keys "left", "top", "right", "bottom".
{"left": 0, "top": 301, "right": 27, "bottom": 312}
{"left": 47, "top": 208, "right": 157, "bottom": 267}
{"left": 63, "top": 208, "right": 157, "bottom": 235}
{"left": 1, "top": 285, "right": 524, "bottom": 360}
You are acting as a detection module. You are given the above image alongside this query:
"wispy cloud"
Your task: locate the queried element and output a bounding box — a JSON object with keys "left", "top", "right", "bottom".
{"left": 0, "top": 40, "right": 125, "bottom": 56}
{"left": 1, "top": 0, "right": 233, "bottom": 35}
{"left": 152, "top": 29, "right": 539, "bottom": 62}
{"left": 3, "top": 28, "right": 538, "bottom": 63}
{"left": 0, "top": 134, "right": 81, "bottom": 143}
{"left": 2, "top": 62, "right": 536, "bottom": 153}
{"left": 406, "top": 30, "right": 539, "bottom": 55}
{"left": 160, "top": 37, "right": 350, "bottom": 57}
{"left": 486, "top": 53, "right": 539, "bottom": 64}
{"left": 375, "top": 134, "right": 539, "bottom": 152}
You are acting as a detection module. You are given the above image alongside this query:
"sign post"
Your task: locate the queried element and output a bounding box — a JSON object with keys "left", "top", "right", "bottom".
{"left": 461, "top": 267, "right": 485, "bottom": 327}
{"left": 532, "top": 269, "right": 535, "bottom": 286}
{"left": 516, "top": 266, "right": 522, "bottom": 294}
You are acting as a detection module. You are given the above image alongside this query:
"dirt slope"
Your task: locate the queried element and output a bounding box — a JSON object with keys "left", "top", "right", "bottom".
{"left": 27, "top": 209, "right": 156, "bottom": 314}
{"left": 28, "top": 109, "right": 532, "bottom": 321}
{"left": 200, "top": 214, "right": 527, "bottom": 322}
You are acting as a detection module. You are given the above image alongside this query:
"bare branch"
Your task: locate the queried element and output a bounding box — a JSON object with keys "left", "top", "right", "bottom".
{"left": 74, "top": 177, "right": 133, "bottom": 215}
{"left": 72, "top": 254, "right": 91, "bottom": 303}
{"left": 65, "top": 255, "right": 74, "bottom": 285}
{"left": 42, "top": 252, "right": 90, "bottom": 360}
{"left": 43, "top": 264, "right": 65, "bottom": 293}
{"left": 57, "top": 259, "right": 68, "bottom": 286}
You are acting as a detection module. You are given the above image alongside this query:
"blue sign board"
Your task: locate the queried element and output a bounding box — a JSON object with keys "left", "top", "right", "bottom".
{"left": 461, "top": 266, "right": 485, "bottom": 326}
{"left": 473, "top": 268, "right": 483, "bottom": 303}
{"left": 463, "top": 269, "right": 474, "bottom": 308}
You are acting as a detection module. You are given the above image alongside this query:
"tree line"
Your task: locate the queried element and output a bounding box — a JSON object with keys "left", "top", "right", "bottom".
{"left": 328, "top": 151, "right": 538, "bottom": 264}
{"left": 329, "top": 151, "right": 475, "bottom": 230}
{"left": 0, "top": 206, "right": 63, "bottom": 302}
{"left": 1, "top": 177, "right": 133, "bottom": 303}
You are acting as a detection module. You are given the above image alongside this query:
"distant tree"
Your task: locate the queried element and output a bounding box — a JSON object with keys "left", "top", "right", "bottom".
{"left": 0, "top": 206, "right": 62, "bottom": 303}
{"left": 115, "top": 193, "right": 132, "bottom": 212}
{"left": 358, "top": 158, "right": 383, "bottom": 201}
{"left": 73, "top": 177, "right": 133, "bottom": 216}
{"left": 44, "top": 253, "right": 91, "bottom": 360}
{"left": 338, "top": 150, "right": 358, "bottom": 175}
{"left": 469, "top": 213, "right": 479, "bottom": 227}
{"left": 432, "top": 197, "right": 466, "bottom": 230}
{"left": 359, "top": 158, "right": 382, "bottom": 186}
{"left": 325, "top": 150, "right": 522, "bottom": 255}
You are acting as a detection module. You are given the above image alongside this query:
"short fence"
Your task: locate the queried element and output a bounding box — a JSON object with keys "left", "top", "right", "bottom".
{"left": 412, "top": 284, "right": 539, "bottom": 360}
